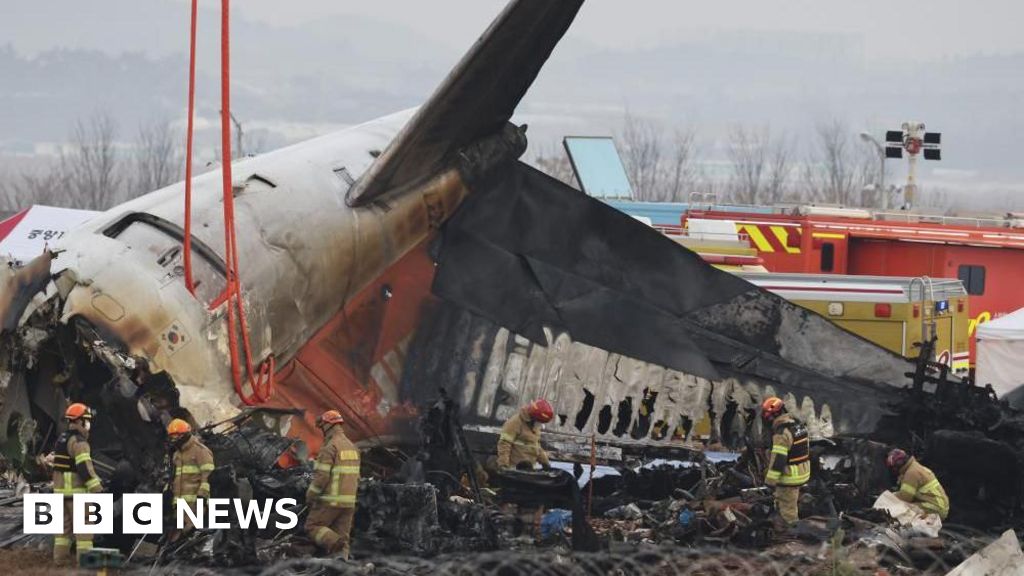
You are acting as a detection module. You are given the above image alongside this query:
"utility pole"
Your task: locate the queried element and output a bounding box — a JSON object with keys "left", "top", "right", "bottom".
{"left": 883, "top": 123, "right": 941, "bottom": 210}
{"left": 219, "top": 109, "right": 245, "bottom": 159}
{"left": 229, "top": 111, "right": 244, "bottom": 160}
{"left": 902, "top": 122, "right": 924, "bottom": 208}
{"left": 859, "top": 132, "right": 888, "bottom": 209}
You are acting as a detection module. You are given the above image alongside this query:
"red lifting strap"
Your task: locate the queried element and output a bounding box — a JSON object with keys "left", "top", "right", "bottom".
{"left": 183, "top": 0, "right": 197, "bottom": 295}
{"left": 182, "top": 0, "right": 274, "bottom": 405}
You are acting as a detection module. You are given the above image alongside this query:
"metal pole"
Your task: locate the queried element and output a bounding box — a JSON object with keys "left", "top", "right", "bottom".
{"left": 906, "top": 153, "right": 918, "bottom": 209}
{"left": 126, "top": 535, "right": 147, "bottom": 564}
{"left": 587, "top": 433, "right": 596, "bottom": 519}
{"left": 879, "top": 151, "right": 886, "bottom": 210}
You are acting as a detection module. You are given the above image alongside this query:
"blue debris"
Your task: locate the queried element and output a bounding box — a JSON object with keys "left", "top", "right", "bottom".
{"left": 678, "top": 508, "right": 696, "bottom": 528}
{"left": 540, "top": 508, "right": 573, "bottom": 539}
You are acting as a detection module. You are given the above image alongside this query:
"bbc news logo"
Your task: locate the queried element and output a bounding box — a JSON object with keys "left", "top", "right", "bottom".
{"left": 23, "top": 494, "right": 299, "bottom": 534}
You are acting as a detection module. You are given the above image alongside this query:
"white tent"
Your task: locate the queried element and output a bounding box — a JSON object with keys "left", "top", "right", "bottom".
{"left": 976, "top": 308, "right": 1024, "bottom": 398}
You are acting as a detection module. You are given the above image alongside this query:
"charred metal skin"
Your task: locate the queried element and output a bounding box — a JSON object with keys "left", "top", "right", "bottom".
{"left": 0, "top": 251, "right": 53, "bottom": 332}
{"left": 0, "top": 113, "right": 475, "bottom": 464}
{"left": 0, "top": 0, "right": 584, "bottom": 470}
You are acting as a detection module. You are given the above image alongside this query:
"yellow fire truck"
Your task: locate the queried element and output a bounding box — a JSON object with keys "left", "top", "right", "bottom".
{"left": 738, "top": 272, "right": 971, "bottom": 373}
{"left": 661, "top": 218, "right": 970, "bottom": 372}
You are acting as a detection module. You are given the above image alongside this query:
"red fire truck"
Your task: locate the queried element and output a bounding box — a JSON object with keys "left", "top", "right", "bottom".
{"left": 683, "top": 206, "right": 1024, "bottom": 364}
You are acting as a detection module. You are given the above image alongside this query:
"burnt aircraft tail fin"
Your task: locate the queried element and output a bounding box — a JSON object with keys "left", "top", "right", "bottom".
{"left": 427, "top": 161, "right": 915, "bottom": 436}
{"left": 346, "top": 0, "right": 584, "bottom": 206}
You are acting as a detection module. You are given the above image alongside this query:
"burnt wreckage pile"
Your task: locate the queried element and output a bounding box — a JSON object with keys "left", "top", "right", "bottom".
{"left": 2, "top": 181, "right": 1024, "bottom": 574}
{"left": 0, "top": 121, "right": 1019, "bottom": 576}
{"left": 306, "top": 375, "right": 1023, "bottom": 575}
{"left": 0, "top": 179, "right": 1021, "bottom": 576}
{"left": 2, "top": 361, "right": 1019, "bottom": 575}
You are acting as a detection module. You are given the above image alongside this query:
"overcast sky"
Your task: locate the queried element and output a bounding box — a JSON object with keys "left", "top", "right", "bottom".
{"left": 3, "top": 1, "right": 1024, "bottom": 203}
{"left": 6, "top": 1, "right": 1023, "bottom": 61}
{"left": 200, "top": 0, "right": 1024, "bottom": 61}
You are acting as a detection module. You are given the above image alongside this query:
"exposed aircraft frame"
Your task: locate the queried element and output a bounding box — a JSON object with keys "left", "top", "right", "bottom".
{"left": 0, "top": 0, "right": 960, "bottom": 482}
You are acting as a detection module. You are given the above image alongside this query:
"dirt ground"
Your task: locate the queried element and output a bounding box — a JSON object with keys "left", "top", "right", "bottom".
{"left": 0, "top": 548, "right": 88, "bottom": 576}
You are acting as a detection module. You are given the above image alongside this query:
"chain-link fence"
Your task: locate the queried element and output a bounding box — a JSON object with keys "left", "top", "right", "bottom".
{"left": 140, "top": 524, "right": 1001, "bottom": 576}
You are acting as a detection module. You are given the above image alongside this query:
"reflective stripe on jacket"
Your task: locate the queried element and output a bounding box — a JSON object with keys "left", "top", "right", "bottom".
{"left": 307, "top": 427, "right": 360, "bottom": 508}
{"left": 496, "top": 409, "right": 549, "bottom": 469}
{"left": 896, "top": 457, "right": 949, "bottom": 519}
{"left": 171, "top": 435, "right": 216, "bottom": 502}
{"left": 52, "top": 431, "right": 102, "bottom": 495}
{"left": 765, "top": 414, "right": 811, "bottom": 487}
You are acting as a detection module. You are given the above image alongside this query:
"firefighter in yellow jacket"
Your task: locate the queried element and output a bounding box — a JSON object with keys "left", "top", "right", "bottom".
{"left": 167, "top": 418, "right": 215, "bottom": 539}
{"left": 761, "top": 397, "right": 811, "bottom": 525}
{"left": 51, "top": 403, "right": 103, "bottom": 567}
{"left": 305, "top": 410, "right": 360, "bottom": 559}
{"left": 497, "top": 398, "right": 554, "bottom": 470}
{"left": 886, "top": 448, "right": 950, "bottom": 519}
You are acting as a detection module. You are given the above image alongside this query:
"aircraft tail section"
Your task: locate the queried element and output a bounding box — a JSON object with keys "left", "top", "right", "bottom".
{"left": 347, "top": 0, "right": 584, "bottom": 206}
{"left": 424, "top": 161, "right": 915, "bottom": 437}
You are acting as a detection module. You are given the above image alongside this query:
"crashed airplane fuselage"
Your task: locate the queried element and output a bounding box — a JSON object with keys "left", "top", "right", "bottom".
{"left": 0, "top": 113, "right": 479, "bottom": 466}
{"left": 0, "top": 0, "right": 585, "bottom": 473}
{"left": 0, "top": 0, "right": 925, "bottom": 479}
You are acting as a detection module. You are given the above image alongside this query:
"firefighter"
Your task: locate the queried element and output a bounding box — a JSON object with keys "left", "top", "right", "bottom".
{"left": 761, "top": 396, "right": 811, "bottom": 525}
{"left": 51, "top": 402, "right": 103, "bottom": 567}
{"left": 886, "top": 448, "right": 950, "bottom": 520}
{"left": 305, "top": 410, "right": 360, "bottom": 559}
{"left": 167, "top": 418, "right": 215, "bottom": 540}
{"left": 496, "top": 398, "right": 554, "bottom": 470}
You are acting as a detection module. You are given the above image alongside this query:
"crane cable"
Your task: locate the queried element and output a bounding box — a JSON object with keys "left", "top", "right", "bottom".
{"left": 182, "top": 0, "right": 274, "bottom": 405}
{"left": 182, "top": 0, "right": 197, "bottom": 294}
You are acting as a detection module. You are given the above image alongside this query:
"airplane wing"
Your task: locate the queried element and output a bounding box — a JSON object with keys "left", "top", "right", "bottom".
{"left": 346, "top": 0, "right": 584, "bottom": 206}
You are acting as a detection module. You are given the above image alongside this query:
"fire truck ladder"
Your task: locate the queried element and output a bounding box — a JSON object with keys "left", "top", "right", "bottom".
{"left": 909, "top": 276, "right": 938, "bottom": 347}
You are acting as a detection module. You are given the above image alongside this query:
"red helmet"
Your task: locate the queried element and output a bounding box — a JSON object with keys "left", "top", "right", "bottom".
{"left": 65, "top": 403, "right": 93, "bottom": 421}
{"left": 527, "top": 399, "right": 554, "bottom": 423}
{"left": 761, "top": 397, "right": 785, "bottom": 423}
{"left": 886, "top": 448, "right": 910, "bottom": 472}
{"left": 316, "top": 410, "right": 345, "bottom": 427}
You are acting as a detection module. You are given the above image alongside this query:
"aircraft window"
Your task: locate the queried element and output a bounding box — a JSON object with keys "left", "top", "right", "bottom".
{"left": 820, "top": 242, "right": 835, "bottom": 272}
{"left": 957, "top": 264, "right": 986, "bottom": 295}
{"left": 102, "top": 213, "right": 226, "bottom": 303}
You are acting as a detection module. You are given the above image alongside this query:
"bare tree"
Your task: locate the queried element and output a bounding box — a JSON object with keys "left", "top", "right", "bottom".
{"left": 726, "top": 126, "right": 794, "bottom": 206}
{"left": 3, "top": 113, "right": 191, "bottom": 211}
{"left": 59, "top": 113, "right": 123, "bottom": 209}
{"left": 918, "top": 185, "right": 953, "bottom": 213}
{"left": 619, "top": 111, "right": 663, "bottom": 201}
{"left": 127, "top": 119, "right": 183, "bottom": 197}
{"left": 690, "top": 164, "right": 726, "bottom": 205}
{"left": 765, "top": 133, "right": 794, "bottom": 204}
{"left": 660, "top": 128, "right": 699, "bottom": 202}
{"left": 619, "top": 112, "right": 701, "bottom": 202}
{"left": 0, "top": 165, "right": 68, "bottom": 210}
{"left": 533, "top": 142, "right": 577, "bottom": 188}
{"left": 726, "top": 126, "right": 768, "bottom": 205}
{"left": 801, "top": 119, "right": 874, "bottom": 206}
